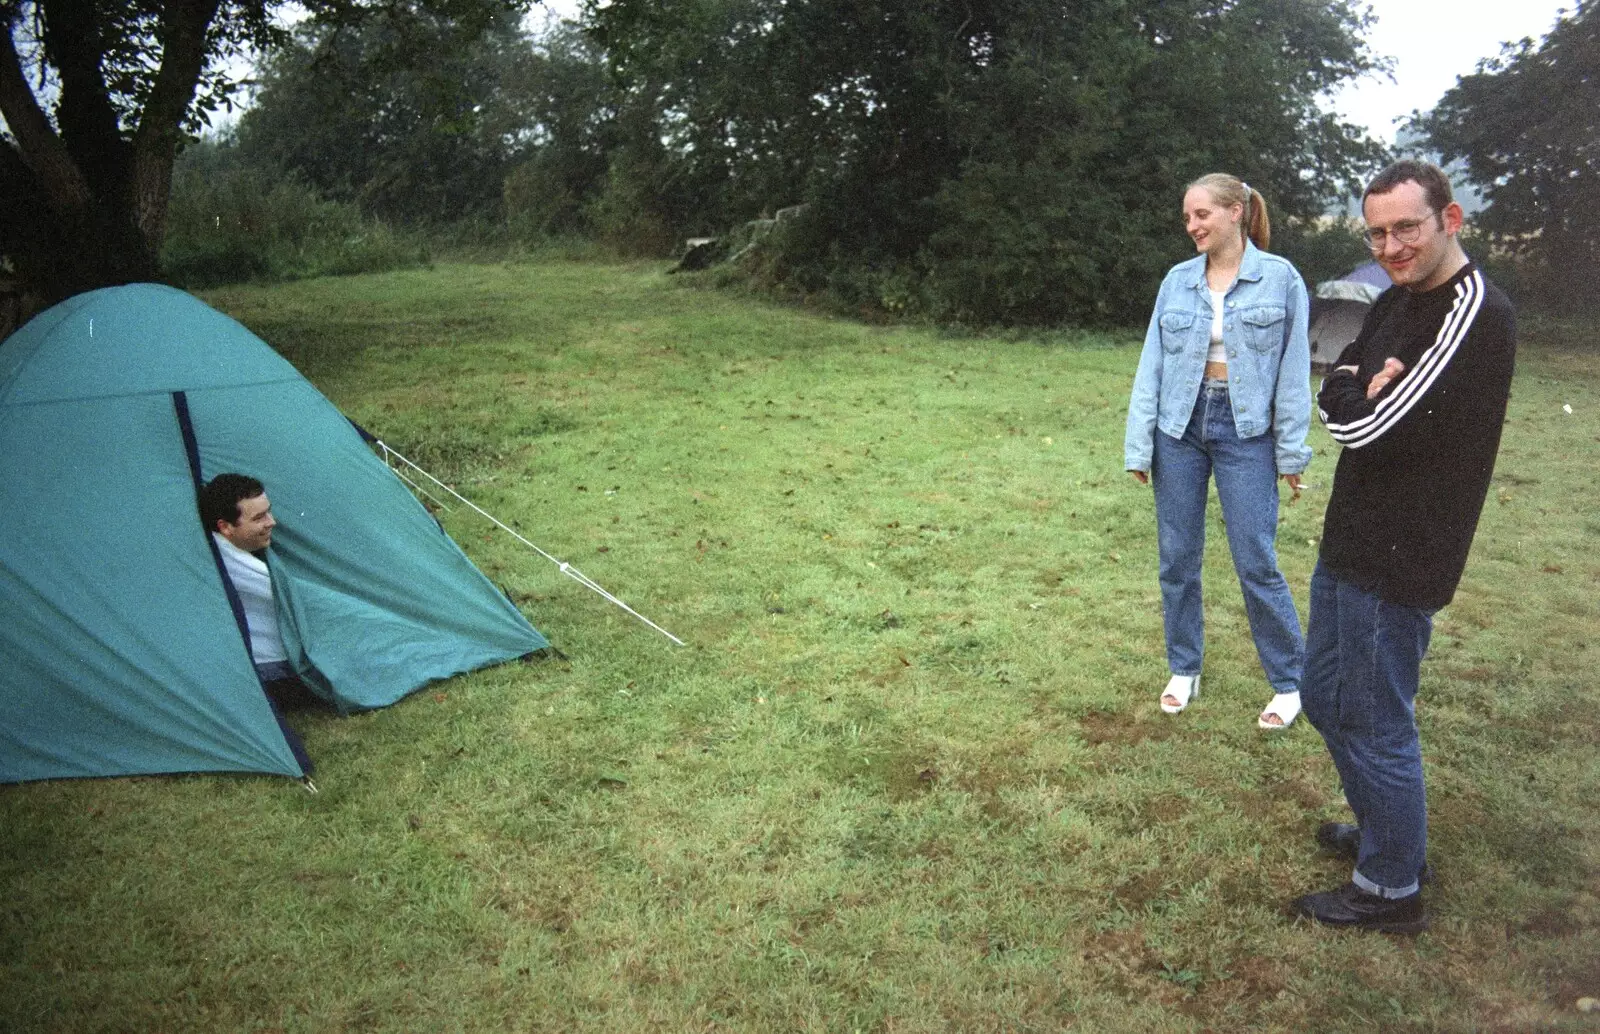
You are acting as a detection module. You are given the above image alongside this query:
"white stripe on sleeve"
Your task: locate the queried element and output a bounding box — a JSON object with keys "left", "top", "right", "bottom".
{"left": 1323, "top": 271, "right": 1485, "bottom": 449}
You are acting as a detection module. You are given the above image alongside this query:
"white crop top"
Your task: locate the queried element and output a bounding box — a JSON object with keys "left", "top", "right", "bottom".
{"left": 1207, "top": 288, "right": 1227, "bottom": 365}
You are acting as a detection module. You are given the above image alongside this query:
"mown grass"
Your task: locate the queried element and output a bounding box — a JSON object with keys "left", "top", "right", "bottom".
{"left": 2, "top": 260, "right": 1596, "bottom": 1033}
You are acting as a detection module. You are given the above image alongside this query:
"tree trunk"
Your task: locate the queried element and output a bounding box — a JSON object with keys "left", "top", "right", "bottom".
{"left": 131, "top": 0, "right": 225, "bottom": 259}
{"left": 0, "top": 0, "right": 221, "bottom": 310}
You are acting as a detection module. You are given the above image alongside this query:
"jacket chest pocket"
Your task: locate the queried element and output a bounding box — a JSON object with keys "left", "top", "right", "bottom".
{"left": 1241, "top": 306, "right": 1286, "bottom": 352}
{"left": 1159, "top": 310, "right": 1195, "bottom": 354}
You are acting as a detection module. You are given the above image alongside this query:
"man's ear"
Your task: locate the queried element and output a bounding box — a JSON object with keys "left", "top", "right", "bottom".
{"left": 1441, "top": 201, "right": 1464, "bottom": 236}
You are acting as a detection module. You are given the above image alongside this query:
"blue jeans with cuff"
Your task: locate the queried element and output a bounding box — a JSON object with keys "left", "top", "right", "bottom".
{"left": 1301, "top": 560, "right": 1433, "bottom": 898}
{"left": 1151, "top": 381, "right": 1304, "bottom": 691}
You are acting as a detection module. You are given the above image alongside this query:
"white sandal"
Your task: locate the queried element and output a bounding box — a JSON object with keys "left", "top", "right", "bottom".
{"left": 1258, "top": 691, "right": 1302, "bottom": 730}
{"left": 1160, "top": 674, "right": 1199, "bottom": 714}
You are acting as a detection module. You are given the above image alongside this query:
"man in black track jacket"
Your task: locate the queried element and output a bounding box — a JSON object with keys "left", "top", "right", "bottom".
{"left": 1290, "top": 161, "right": 1516, "bottom": 934}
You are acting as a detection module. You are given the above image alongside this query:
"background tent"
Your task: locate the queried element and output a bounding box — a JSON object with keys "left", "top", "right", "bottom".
{"left": 0, "top": 284, "right": 548, "bottom": 784}
{"left": 1308, "top": 260, "right": 1391, "bottom": 369}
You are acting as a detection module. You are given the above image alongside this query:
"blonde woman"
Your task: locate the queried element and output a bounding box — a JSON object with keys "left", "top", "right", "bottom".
{"left": 1124, "top": 174, "right": 1311, "bottom": 728}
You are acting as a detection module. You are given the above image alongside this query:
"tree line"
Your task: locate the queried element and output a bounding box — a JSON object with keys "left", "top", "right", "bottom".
{"left": 1417, "top": 0, "right": 1599, "bottom": 310}
{"left": 3, "top": 0, "right": 1595, "bottom": 324}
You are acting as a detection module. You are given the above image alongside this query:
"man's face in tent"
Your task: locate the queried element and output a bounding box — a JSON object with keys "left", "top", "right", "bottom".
{"left": 217, "top": 492, "right": 276, "bottom": 552}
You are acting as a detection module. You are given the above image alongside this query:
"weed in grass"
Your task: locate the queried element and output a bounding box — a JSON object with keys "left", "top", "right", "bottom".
{"left": 1, "top": 260, "right": 1596, "bottom": 1033}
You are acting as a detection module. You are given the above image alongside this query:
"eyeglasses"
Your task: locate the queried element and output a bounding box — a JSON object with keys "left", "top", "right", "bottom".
{"left": 1362, "top": 213, "right": 1439, "bottom": 251}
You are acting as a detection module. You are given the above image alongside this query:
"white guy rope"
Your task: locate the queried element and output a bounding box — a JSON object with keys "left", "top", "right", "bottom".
{"left": 385, "top": 456, "right": 453, "bottom": 512}
{"left": 375, "top": 440, "right": 685, "bottom": 646}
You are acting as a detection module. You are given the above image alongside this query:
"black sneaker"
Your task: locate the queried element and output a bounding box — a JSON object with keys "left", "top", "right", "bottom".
{"left": 1290, "top": 882, "right": 1428, "bottom": 935}
{"left": 1316, "top": 822, "right": 1434, "bottom": 885}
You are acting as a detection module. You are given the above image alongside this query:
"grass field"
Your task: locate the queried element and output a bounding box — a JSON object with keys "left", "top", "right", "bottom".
{"left": 3, "top": 260, "right": 1597, "bottom": 1033}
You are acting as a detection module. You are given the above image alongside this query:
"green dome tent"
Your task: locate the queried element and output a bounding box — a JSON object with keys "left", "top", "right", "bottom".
{"left": 0, "top": 284, "right": 548, "bottom": 783}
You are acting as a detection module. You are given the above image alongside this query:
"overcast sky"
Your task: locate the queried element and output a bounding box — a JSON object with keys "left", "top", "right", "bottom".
{"left": 1329, "top": 0, "right": 1573, "bottom": 143}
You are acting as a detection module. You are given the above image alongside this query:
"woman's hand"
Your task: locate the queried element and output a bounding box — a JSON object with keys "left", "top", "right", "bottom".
{"left": 1282, "top": 472, "right": 1302, "bottom": 503}
{"left": 1130, "top": 470, "right": 1149, "bottom": 486}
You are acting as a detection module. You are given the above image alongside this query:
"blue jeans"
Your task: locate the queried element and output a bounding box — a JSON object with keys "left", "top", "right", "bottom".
{"left": 1301, "top": 561, "right": 1433, "bottom": 898}
{"left": 1151, "top": 381, "right": 1304, "bottom": 690}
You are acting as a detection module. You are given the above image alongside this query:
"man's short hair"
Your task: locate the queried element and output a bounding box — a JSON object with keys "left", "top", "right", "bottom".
{"left": 1364, "top": 159, "right": 1455, "bottom": 213}
{"left": 199, "top": 473, "right": 265, "bottom": 530}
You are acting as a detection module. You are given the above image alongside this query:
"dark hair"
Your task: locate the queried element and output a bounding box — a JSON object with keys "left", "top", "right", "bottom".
{"left": 199, "top": 473, "right": 265, "bottom": 530}
{"left": 1189, "top": 173, "right": 1271, "bottom": 251}
{"left": 1363, "top": 159, "right": 1454, "bottom": 213}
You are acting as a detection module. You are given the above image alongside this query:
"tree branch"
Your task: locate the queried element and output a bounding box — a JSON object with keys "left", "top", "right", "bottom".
{"left": 0, "top": 15, "right": 92, "bottom": 212}
{"left": 39, "top": 0, "right": 131, "bottom": 199}
{"left": 131, "top": 0, "right": 224, "bottom": 250}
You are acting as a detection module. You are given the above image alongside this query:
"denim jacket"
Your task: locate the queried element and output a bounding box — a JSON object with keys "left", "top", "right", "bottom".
{"left": 1124, "top": 242, "right": 1312, "bottom": 475}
